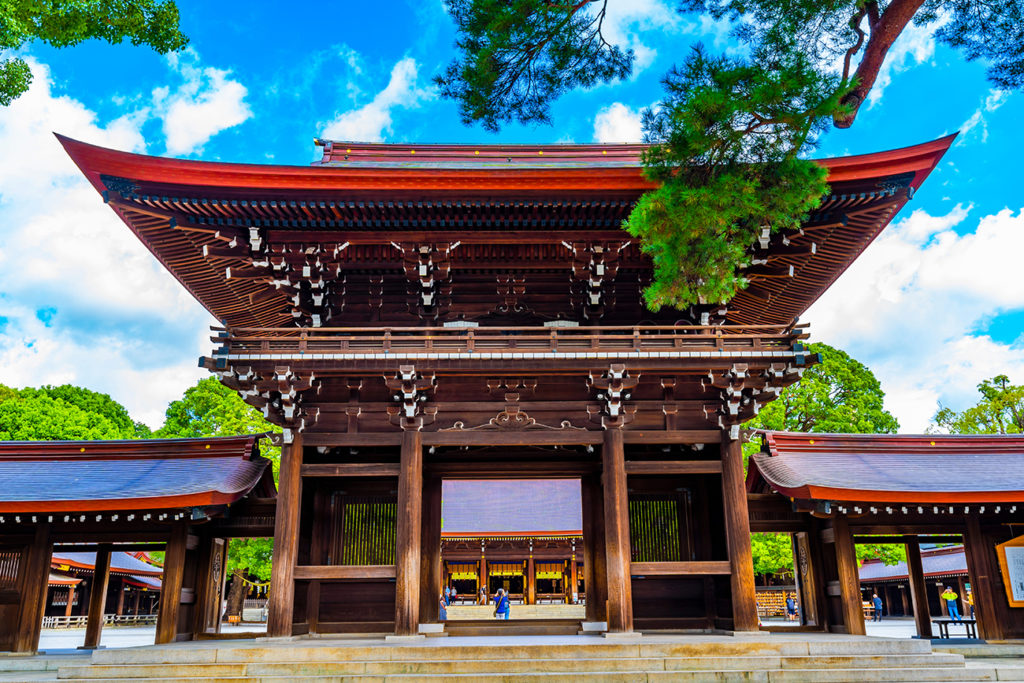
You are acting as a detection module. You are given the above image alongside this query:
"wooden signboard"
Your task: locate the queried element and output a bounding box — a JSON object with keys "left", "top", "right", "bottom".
{"left": 995, "top": 535, "right": 1024, "bottom": 608}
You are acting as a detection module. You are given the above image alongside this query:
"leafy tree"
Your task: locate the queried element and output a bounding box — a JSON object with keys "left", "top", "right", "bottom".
{"left": 749, "top": 342, "right": 899, "bottom": 436}
{"left": 0, "top": 0, "right": 188, "bottom": 106}
{"left": 932, "top": 375, "right": 1024, "bottom": 434}
{"left": 156, "top": 377, "right": 280, "bottom": 617}
{"left": 437, "top": 0, "right": 1024, "bottom": 309}
{"left": 0, "top": 383, "right": 142, "bottom": 440}
{"left": 745, "top": 343, "right": 903, "bottom": 569}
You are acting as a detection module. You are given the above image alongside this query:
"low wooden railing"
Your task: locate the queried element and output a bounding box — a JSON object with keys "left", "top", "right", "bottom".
{"left": 210, "top": 323, "right": 808, "bottom": 357}
{"left": 42, "top": 614, "right": 157, "bottom": 629}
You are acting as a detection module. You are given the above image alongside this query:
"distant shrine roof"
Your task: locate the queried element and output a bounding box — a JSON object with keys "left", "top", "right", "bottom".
{"left": 58, "top": 134, "right": 954, "bottom": 329}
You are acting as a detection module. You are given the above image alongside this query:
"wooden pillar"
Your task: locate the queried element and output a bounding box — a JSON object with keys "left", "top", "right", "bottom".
{"left": 793, "top": 531, "right": 821, "bottom": 627}
{"left": 14, "top": 523, "right": 52, "bottom": 652}
{"left": 899, "top": 583, "right": 910, "bottom": 616}
{"left": 963, "top": 514, "right": 1004, "bottom": 640}
{"left": 82, "top": 545, "right": 112, "bottom": 649}
{"left": 721, "top": 435, "right": 758, "bottom": 631}
{"left": 526, "top": 555, "right": 536, "bottom": 605}
{"left": 832, "top": 516, "right": 865, "bottom": 636}
{"left": 581, "top": 474, "right": 608, "bottom": 623}
{"left": 905, "top": 541, "right": 932, "bottom": 637}
{"left": 267, "top": 434, "right": 303, "bottom": 637}
{"left": 602, "top": 428, "right": 632, "bottom": 632}
{"left": 64, "top": 586, "right": 76, "bottom": 619}
{"left": 419, "top": 476, "right": 442, "bottom": 622}
{"left": 570, "top": 551, "right": 579, "bottom": 601}
{"left": 155, "top": 522, "right": 188, "bottom": 645}
{"left": 132, "top": 589, "right": 141, "bottom": 617}
{"left": 394, "top": 430, "right": 423, "bottom": 635}
{"left": 479, "top": 556, "right": 487, "bottom": 598}
{"left": 115, "top": 582, "right": 125, "bottom": 616}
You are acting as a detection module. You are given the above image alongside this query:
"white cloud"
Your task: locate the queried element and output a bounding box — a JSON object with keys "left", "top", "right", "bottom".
{"left": 867, "top": 15, "right": 949, "bottom": 107}
{"left": 593, "top": 102, "right": 645, "bottom": 142}
{"left": 601, "top": 0, "right": 680, "bottom": 72}
{"left": 957, "top": 88, "right": 1011, "bottom": 146}
{"left": 321, "top": 57, "right": 432, "bottom": 142}
{"left": 0, "top": 59, "right": 217, "bottom": 428}
{"left": 804, "top": 204, "right": 1024, "bottom": 431}
{"left": 152, "top": 48, "right": 252, "bottom": 155}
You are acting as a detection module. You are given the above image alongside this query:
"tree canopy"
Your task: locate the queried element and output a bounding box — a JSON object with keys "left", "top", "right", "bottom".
{"left": 744, "top": 343, "right": 903, "bottom": 576}
{"left": 931, "top": 374, "right": 1024, "bottom": 434}
{"left": 0, "top": 0, "right": 188, "bottom": 106}
{"left": 157, "top": 377, "right": 280, "bottom": 582}
{"left": 437, "top": 0, "right": 1023, "bottom": 310}
{"left": 0, "top": 383, "right": 147, "bottom": 440}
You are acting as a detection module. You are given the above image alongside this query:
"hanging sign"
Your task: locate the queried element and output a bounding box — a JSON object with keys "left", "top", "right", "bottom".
{"left": 995, "top": 534, "right": 1024, "bottom": 607}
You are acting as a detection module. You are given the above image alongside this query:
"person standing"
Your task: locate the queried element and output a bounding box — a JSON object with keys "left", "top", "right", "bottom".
{"left": 439, "top": 593, "right": 448, "bottom": 622}
{"left": 871, "top": 593, "right": 883, "bottom": 622}
{"left": 451, "top": 586, "right": 458, "bottom": 605}
{"left": 966, "top": 591, "right": 975, "bottom": 619}
{"left": 786, "top": 594, "right": 798, "bottom": 622}
{"left": 940, "top": 586, "right": 962, "bottom": 622}
{"left": 494, "top": 588, "right": 510, "bottom": 620}
{"left": 479, "top": 586, "right": 487, "bottom": 605}
{"left": 444, "top": 585, "right": 451, "bottom": 606}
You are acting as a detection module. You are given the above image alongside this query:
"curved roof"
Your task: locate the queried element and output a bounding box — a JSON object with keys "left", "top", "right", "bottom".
{"left": 748, "top": 432, "right": 1024, "bottom": 504}
{"left": 57, "top": 135, "right": 953, "bottom": 328}
{"left": 52, "top": 551, "right": 163, "bottom": 577}
{"left": 860, "top": 545, "right": 967, "bottom": 582}
{"left": 0, "top": 435, "right": 274, "bottom": 512}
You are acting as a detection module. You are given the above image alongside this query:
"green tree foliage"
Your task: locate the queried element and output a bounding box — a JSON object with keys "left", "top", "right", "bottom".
{"left": 748, "top": 343, "right": 899, "bottom": 436}
{"left": 932, "top": 375, "right": 1024, "bottom": 434}
{"left": 0, "top": 383, "right": 143, "bottom": 440}
{"left": 157, "top": 377, "right": 281, "bottom": 582}
{"left": 745, "top": 343, "right": 903, "bottom": 570}
{"left": 437, "top": 0, "right": 1024, "bottom": 309}
{"left": 0, "top": 0, "right": 188, "bottom": 105}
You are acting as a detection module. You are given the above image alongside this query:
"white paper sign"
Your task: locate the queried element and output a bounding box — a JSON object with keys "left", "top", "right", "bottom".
{"left": 1004, "top": 546, "right": 1024, "bottom": 603}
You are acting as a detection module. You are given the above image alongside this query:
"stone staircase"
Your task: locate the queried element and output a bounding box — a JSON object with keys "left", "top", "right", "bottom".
{"left": 24, "top": 635, "right": 1016, "bottom": 682}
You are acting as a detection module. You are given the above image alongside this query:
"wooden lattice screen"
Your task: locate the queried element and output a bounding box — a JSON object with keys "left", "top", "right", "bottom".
{"left": 0, "top": 551, "right": 19, "bottom": 589}
{"left": 628, "top": 493, "right": 692, "bottom": 562}
{"left": 329, "top": 494, "right": 397, "bottom": 565}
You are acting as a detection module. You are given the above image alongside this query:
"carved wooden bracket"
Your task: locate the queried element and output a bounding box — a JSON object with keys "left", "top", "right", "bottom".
{"left": 217, "top": 364, "right": 321, "bottom": 443}
{"left": 385, "top": 364, "right": 437, "bottom": 430}
{"left": 566, "top": 241, "right": 627, "bottom": 320}
{"left": 396, "top": 242, "right": 458, "bottom": 320}
{"left": 703, "top": 362, "right": 806, "bottom": 439}
{"left": 588, "top": 364, "right": 639, "bottom": 429}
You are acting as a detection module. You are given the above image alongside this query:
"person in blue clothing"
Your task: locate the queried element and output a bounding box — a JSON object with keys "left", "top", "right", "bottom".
{"left": 444, "top": 585, "right": 451, "bottom": 606}
{"left": 439, "top": 593, "right": 448, "bottom": 621}
{"left": 871, "top": 593, "right": 883, "bottom": 622}
{"left": 494, "top": 588, "right": 510, "bottom": 620}
{"left": 785, "top": 594, "right": 798, "bottom": 621}
{"left": 941, "top": 587, "right": 962, "bottom": 622}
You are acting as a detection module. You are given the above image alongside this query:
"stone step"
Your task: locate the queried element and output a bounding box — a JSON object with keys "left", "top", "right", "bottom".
{"left": 0, "top": 657, "right": 83, "bottom": 673}
{"left": 52, "top": 668, "right": 1000, "bottom": 683}
{"left": 56, "top": 653, "right": 968, "bottom": 680}
{"left": 87, "top": 638, "right": 935, "bottom": 665}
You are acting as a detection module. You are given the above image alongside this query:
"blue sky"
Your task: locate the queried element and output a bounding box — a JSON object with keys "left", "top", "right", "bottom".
{"left": 0, "top": 0, "right": 1021, "bottom": 429}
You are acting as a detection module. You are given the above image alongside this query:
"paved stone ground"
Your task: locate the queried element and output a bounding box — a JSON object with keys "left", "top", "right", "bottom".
{"left": 445, "top": 603, "right": 586, "bottom": 620}
{"left": 37, "top": 623, "right": 266, "bottom": 652}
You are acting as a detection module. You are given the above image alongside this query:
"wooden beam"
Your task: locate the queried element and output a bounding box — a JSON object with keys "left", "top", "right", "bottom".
{"left": 721, "top": 436, "right": 759, "bottom": 632}
{"left": 622, "top": 430, "right": 722, "bottom": 445}
{"left": 300, "top": 432, "right": 403, "bottom": 447}
{"left": 293, "top": 565, "right": 396, "bottom": 580}
{"left": 832, "top": 516, "right": 865, "bottom": 636}
{"left": 426, "top": 461, "right": 599, "bottom": 477}
{"left": 423, "top": 431, "right": 602, "bottom": 447}
{"left": 905, "top": 542, "right": 933, "bottom": 638}
{"left": 624, "top": 460, "right": 721, "bottom": 475}
{"left": 14, "top": 522, "right": 52, "bottom": 652}
{"left": 301, "top": 463, "right": 401, "bottom": 477}
{"left": 394, "top": 430, "right": 423, "bottom": 635}
{"left": 853, "top": 535, "right": 962, "bottom": 545}
{"left": 602, "top": 428, "right": 633, "bottom": 633}
{"left": 82, "top": 545, "right": 112, "bottom": 649}
{"left": 155, "top": 522, "right": 187, "bottom": 645}
{"left": 630, "top": 561, "right": 732, "bottom": 575}
{"left": 266, "top": 434, "right": 303, "bottom": 637}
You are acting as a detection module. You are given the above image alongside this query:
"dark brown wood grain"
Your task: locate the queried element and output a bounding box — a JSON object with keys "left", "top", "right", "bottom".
{"left": 266, "top": 435, "right": 303, "bottom": 637}
{"left": 602, "top": 429, "right": 633, "bottom": 632}
{"left": 904, "top": 542, "right": 932, "bottom": 638}
{"left": 394, "top": 430, "right": 423, "bottom": 635}
{"left": 13, "top": 523, "right": 51, "bottom": 652}
{"left": 82, "top": 545, "right": 111, "bottom": 648}
{"left": 155, "top": 522, "right": 187, "bottom": 645}
{"left": 832, "top": 516, "right": 865, "bottom": 636}
{"left": 721, "top": 436, "right": 759, "bottom": 631}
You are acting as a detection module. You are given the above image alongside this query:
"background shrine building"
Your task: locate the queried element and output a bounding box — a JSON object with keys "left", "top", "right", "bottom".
{"left": 54, "top": 133, "right": 962, "bottom": 638}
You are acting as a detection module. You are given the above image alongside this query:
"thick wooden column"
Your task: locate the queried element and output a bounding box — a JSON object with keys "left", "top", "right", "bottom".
{"left": 581, "top": 474, "right": 608, "bottom": 622}
{"left": 394, "top": 430, "right": 423, "bottom": 635}
{"left": 155, "top": 522, "right": 188, "bottom": 645}
{"left": 267, "top": 434, "right": 303, "bottom": 637}
{"left": 64, "top": 586, "right": 76, "bottom": 619}
{"left": 963, "top": 514, "right": 1004, "bottom": 640}
{"left": 419, "top": 476, "right": 442, "bottom": 622}
{"left": 832, "top": 516, "right": 865, "bottom": 635}
{"left": 479, "top": 556, "right": 487, "bottom": 598}
{"left": 905, "top": 541, "right": 932, "bottom": 637}
{"left": 570, "top": 552, "right": 579, "bottom": 601}
{"left": 82, "top": 545, "right": 112, "bottom": 649}
{"left": 526, "top": 555, "right": 536, "bottom": 605}
{"left": 721, "top": 436, "right": 758, "bottom": 631}
{"left": 14, "top": 522, "right": 52, "bottom": 652}
{"left": 602, "top": 428, "right": 633, "bottom": 632}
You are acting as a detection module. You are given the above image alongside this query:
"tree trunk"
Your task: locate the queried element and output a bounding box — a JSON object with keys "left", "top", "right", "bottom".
{"left": 223, "top": 569, "right": 246, "bottom": 620}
